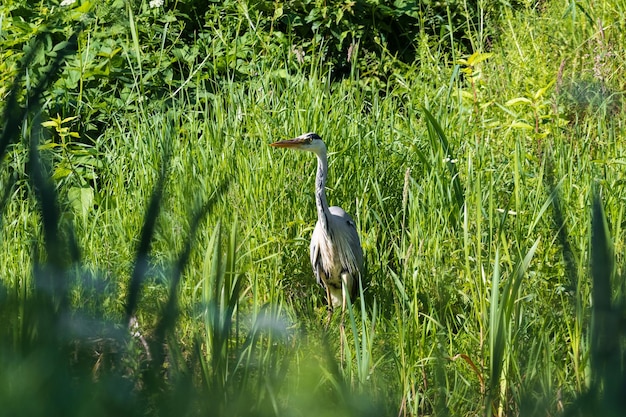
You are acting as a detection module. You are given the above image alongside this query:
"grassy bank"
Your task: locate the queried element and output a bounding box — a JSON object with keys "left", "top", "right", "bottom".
{"left": 1, "top": 0, "right": 626, "bottom": 415}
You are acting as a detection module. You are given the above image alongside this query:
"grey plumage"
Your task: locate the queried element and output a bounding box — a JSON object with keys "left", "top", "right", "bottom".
{"left": 271, "top": 132, "right": 364, "bottom": 309}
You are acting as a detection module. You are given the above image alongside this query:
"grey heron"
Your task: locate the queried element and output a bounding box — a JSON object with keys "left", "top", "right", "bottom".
{"left": 270, "top": 132, "right": 364, "bottom": 312}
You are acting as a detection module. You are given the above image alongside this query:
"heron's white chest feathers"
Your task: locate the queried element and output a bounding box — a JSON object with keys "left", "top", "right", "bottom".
{"left": 310, "top": 221, "right": 360, "bottom": 293}
{"left": 315, "top": 229, "right": 342, "bottom": 279}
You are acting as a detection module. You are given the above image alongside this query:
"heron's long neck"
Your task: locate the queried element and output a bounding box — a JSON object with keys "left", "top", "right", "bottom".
{"left": 315, "top": 150, "right": 331, "bottom": 233}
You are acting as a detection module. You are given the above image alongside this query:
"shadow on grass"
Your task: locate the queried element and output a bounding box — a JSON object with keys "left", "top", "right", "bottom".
{"left": 560, "top": 189, "right": 626, "bottom": 417}
{"left": 543, "top": 149, "right": 626, "bottom": 416}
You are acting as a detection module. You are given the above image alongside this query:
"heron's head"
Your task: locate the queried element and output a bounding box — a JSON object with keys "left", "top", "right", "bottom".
{"left": 270, "top": 132, "right": 326, "bottom": 154}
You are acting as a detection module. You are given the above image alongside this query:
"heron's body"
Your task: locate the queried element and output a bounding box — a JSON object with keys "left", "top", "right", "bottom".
{"left": 271, "top": 133, "right": 363, "bottom": 309}
{"left": 311, "top": 205, "right": 363, "bottom": 307}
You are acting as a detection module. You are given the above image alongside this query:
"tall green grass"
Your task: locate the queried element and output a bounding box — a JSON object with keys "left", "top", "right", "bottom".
{"left": 1, "top": 0, "right": 626, "bottom": 416}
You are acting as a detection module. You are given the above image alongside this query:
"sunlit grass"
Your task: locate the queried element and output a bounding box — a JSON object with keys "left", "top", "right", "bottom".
{"left": 1, "top": 0, "right": 626, "bottom": 416}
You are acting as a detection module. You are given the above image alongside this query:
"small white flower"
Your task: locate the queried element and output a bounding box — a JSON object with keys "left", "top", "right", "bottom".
{"left": 149, "top": 0, "right": 163, "bottom": 8}
{"left": 496, "top": 208, "right": 518, "bottom": 215}
{"left": 60, "top": 0, "right": 76, "bottom": 6}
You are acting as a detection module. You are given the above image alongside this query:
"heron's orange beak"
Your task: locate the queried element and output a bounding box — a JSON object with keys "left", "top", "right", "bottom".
{"left": 269, "top": 137, "right": 308, "bottom": 148}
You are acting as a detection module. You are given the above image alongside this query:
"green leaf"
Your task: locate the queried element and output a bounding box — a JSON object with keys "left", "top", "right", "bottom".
{"left": 68, "top": 186, "right": 94, "bottom": 218}
{"left": 533, "top": 80, "right": 555, "bottom": 100}
{"left": 38, "top": 141, "right": 60, "bottom": 150}
{"left": 467, "top": 52, "right": 493, "bottom": 66}
{"left": 510, "top": 121, "right": 533, "bottom": 130}
{"left": 273, "top": 5, "right": 283, "bottom": 19}
{"left": 61, "top": 116, "right": 79, "bottom": 124}
{"left": 53, "top": 166, "right": 72, "bottom": 180}
{"left": 74, "top": 1, "right": 92, "bottom": 14}
{"left": 505, "top": 97, "right": 532, "bottom": 106}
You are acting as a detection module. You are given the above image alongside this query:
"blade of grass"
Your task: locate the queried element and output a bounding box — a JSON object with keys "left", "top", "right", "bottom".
{"left": 589, "top": 188, "right": 618, "bottom": 397}
{"left": 124, "top": 141, "right": 170, "bottom": 325}
{"left": 421, "top": 105, "right": 464, "bottom": 220}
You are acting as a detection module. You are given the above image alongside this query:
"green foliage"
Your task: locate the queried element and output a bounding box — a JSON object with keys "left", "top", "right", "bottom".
{"left": 2, "top": 0, "right": 626, "bottom": 416}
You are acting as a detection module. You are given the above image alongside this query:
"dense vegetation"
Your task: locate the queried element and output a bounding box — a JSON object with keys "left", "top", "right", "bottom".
{"left": 1, "top": 0, "right": 625, "bottom": 416}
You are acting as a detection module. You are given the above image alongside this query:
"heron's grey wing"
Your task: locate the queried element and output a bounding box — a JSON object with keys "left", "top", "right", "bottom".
{"left": 329, "top": 206, "right": 363, "bottom": 260}
{"left": 309, "top": 222, "right": 326, "bottom": 288}
{"left": 328, "top": 206, "right": 364, "bottom": 292}
{"left": 345, "top": 215, "right": 364, "bottom": 271}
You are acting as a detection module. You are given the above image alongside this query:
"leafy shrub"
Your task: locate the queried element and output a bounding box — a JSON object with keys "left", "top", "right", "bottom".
{"left": 1, "top": 0, "right": 518, "bottom": 150}
{"left": 175, "top": 0, "right": 517, "bottom": 81}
